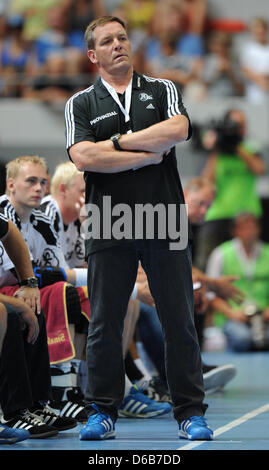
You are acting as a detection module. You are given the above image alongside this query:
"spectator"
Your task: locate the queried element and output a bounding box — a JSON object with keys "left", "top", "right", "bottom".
{"left": 23, "top": 52, "right": 86, "bottom": 103}
{"left": 67, "top": 0, "right": 106, "bottom": 51}
{"left": 137, "top": 177, "right": 239, "bottom": 397}
{"left": 182, "top": 0, "right": 207, "bottom": 36}
{"left": 194, "top": 109, "right": 266, "bottom": 271}
{"left": 0, "top": 12, "right": 8, "bottom": 50}
{"left": 0, "top": 15, "right": 35, "bottom": 97}
{"left": 10, "top": 0, "right": 68, "bottom": 42}
{"left": 143, "top": 24, "right": 202, "bottom": 92}
{"left": 34, "top": 4, "right": 74, "bottom": 65}
{"left": 240, "top": 17, "right": 269, "bottom": 103}
{"left": 198, "top": 31, "right": 244, "bottom": 98}
{"left": 30, "top": 3, "right": 92, "bottom": 89}
{"left": 140, "top": 0, "right": 204, "bottom": 93}
{"left": 112, "top": 0, "right": 155, "bottom": 50}
{"left": 0, "top": 209, "right": 77, "bottom": 439}
{"left": 206, "top": 212, "right": 269, "bottom": 352}
{"left": 146, "top": 0, "right": 204, "bottom": 62}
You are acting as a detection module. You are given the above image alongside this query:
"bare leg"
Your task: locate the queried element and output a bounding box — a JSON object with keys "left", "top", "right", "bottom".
{"left": 122, "top": 300, "right": 140, "bottom": 358}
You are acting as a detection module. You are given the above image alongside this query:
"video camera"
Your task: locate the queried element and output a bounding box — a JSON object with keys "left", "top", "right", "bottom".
{"left": 191, "top": 113, "right": 243, "bottom": 154}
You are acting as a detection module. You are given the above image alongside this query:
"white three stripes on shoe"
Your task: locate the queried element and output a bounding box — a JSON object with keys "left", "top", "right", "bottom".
{"left": 182, "top": 420, "right": 192, "bottom": 432}
{"left": 42, "top": 415, "right": 58, "bottom": 426}
{"left": 12, "top": 419, "right": 42, "bottom": 430}
{"left": 60, "top": 401, "right": 85, "bottom": 418}
{"left": 123, "top": 398, "right": 148, "bottom": 414}
{"left": 101, "top": 417, "right": 114, "bottom": 432}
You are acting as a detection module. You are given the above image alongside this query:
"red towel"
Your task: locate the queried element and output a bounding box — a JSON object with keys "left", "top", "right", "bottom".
{"left": 76, "top": 286, "right": 90, "bottom": 321}
{"left": 40, "top": 282, "right": 75, "bottom": 364}
{"left": 0, "top": 282, "right": 75, "bottom": 364}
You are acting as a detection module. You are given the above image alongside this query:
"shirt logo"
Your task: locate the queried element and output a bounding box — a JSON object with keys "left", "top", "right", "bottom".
{"left": 146, "top": 103, "right": 155, "bottom": 109}
{"left": 139, "top": 93, "right": 153, "bottom": 101}
{"left": 90, "top": 111, "right": 117, "bottom": 126}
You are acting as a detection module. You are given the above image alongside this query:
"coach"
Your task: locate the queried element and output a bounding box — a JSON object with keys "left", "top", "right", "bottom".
{"left": 65, "top": 15, "right": 213, "bottom": 441}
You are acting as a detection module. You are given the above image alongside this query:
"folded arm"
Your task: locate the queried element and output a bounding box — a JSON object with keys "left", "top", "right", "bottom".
{"left": 69, "top": 115, "right": 189, "bottom": 173}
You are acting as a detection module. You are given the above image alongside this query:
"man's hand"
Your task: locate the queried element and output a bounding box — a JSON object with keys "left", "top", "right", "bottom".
{"left": 136, "top": 281, "right": 155, "bottom": 307}
{"left": 262, "top": 307, "right": 269, "bottom": 323}
{"left": 194, "top": 288, "right": 209, "bottom": 314}
{"left": 210, "top": 276, "right": 245, "bottom": 304}
{"left": 136, "top": 265, "right": 147, "bottom": 283}
{"left": 20, "top": 303, "right": 40, "bottom": 344}
{"left": 226, "top": 308, "right": 249, "bottom": 323}
{"left": 14, "top": 286, "right": 41, "bottom": 314}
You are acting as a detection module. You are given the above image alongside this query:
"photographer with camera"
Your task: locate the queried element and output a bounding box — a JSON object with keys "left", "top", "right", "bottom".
{"left": 206, "top": 212, "right": 269, "bottom": 352}
{"left": 193, "top": 109, "right": 265, "bottom": 271}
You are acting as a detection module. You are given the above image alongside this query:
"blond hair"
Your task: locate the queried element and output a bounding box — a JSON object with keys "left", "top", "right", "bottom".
{"left": 50, "top": 161, "right": 82, "bottom": 196}
{"left": 252, "top": 17, "right": 268, "bottom": 30}
{"left": 184, "top": 177, "right": 216, "bottom": 194}
{"left": 6, "top": 155, "right": 47, "bottom": 180}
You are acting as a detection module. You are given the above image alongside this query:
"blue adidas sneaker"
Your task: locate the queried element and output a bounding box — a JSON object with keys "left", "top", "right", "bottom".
{"left": 0, "top": 425, "right": 30, "bottom": 444}
{"left": 178, "top": 416, "right": 213, "bottom": 440}
{"left": 119, "top": 385, "right": 172, "bottom": 418}
{"left": 79, "top": 404, "right": 115, "bottom": 440}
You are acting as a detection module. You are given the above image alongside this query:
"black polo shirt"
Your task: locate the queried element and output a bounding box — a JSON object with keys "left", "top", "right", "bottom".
{"left": 65, "top": 71, "right": 192, "bottom": 256}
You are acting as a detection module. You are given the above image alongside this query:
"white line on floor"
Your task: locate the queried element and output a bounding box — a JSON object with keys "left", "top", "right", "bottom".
{"left": 178, "top": 402, "right": 269, "bottom": 450}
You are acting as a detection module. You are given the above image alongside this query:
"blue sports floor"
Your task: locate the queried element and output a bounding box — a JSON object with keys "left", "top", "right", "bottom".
{"left": 1, "top": 351, "right": 269, "bottom": 463}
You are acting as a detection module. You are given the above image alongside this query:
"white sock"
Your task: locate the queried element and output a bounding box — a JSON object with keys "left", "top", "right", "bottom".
{"left": 134, "top": 358, "right": 152, "bottom": 381}
{"left": 124, "top": 375, "right": 133, "bottom": 397}
{"left": 135, "top": 377, "right": 150, "bottom": 389}
{"left": 50, "top": 361, "right": 76, "bottom": 387}
{"left": 50, "top": 361, "right": 72, "bottom": 374}
{"left": 71, "top": 359, "right": 81, "bottom": 375}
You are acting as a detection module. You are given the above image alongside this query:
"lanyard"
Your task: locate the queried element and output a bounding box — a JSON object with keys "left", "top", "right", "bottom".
{"left": 101, "top": 76, "right": 133, "bottom": 129}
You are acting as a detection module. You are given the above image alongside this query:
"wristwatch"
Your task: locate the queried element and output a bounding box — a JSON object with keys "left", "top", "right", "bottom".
{"left": 19, "top": 277, "right": 39, "bottom": 288}
{"left": 111, "top": 133, "right": 122, "bottom": 151}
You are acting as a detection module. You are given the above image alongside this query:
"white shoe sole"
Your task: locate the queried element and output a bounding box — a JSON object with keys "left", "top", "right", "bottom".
{"left": 79, "top": 430, "right": 116, "bottom": 440}
{"left": 118, "top": 408, "right": 170, "bottom": 418}
{"left": 178, "top": 430, "right": 213, "bottom": 440}
{"left": 203, "top": 364, "right": 236, "bottom": 394}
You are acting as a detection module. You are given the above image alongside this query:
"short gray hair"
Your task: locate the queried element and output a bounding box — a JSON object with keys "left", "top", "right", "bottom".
{"left": 84, "top": 16, "right": 126, "bottom": 50}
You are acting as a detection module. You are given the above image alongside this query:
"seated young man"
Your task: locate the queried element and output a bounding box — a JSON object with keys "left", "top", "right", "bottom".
{"left": 0, "top": 209, "right": 77, "bottom": 439}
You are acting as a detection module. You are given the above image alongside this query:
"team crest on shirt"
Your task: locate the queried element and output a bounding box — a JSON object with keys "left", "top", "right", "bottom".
{"left": 139, "top": 93, "right": 153, "bottom": 101}
{"left": 42, "top": 248, "right": 60, "bottom": 267}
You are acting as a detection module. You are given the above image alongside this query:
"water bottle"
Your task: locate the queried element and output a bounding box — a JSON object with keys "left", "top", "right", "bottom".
{"left": 243, "top": 300, "right": 266, "bottom": 349}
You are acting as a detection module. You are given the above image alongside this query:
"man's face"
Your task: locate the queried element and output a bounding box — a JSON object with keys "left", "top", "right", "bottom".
{"left": 87, "top": 21, "right": 133, "bottom": 76}
{"left": 8, "top": 162, "right": 47, "bottom": 210}
{"left": 234, "top": 217, "right": 260, "bottom": 245}
{"left": 229, "top": 110, "right": 246, "bottom": 137}
{"left": 185, "top": 187, "right": 215, "bottom": 224}
{"left": 251, "top": 21, "right": 268, "bottom": 44}
{"left": 63, "top": 173, "right": 85, "bottom": 221}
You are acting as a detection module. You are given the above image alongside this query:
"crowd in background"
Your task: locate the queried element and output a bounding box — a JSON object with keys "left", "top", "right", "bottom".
{"left": 0, "top": 0, "right": 268, "bottom": 104}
